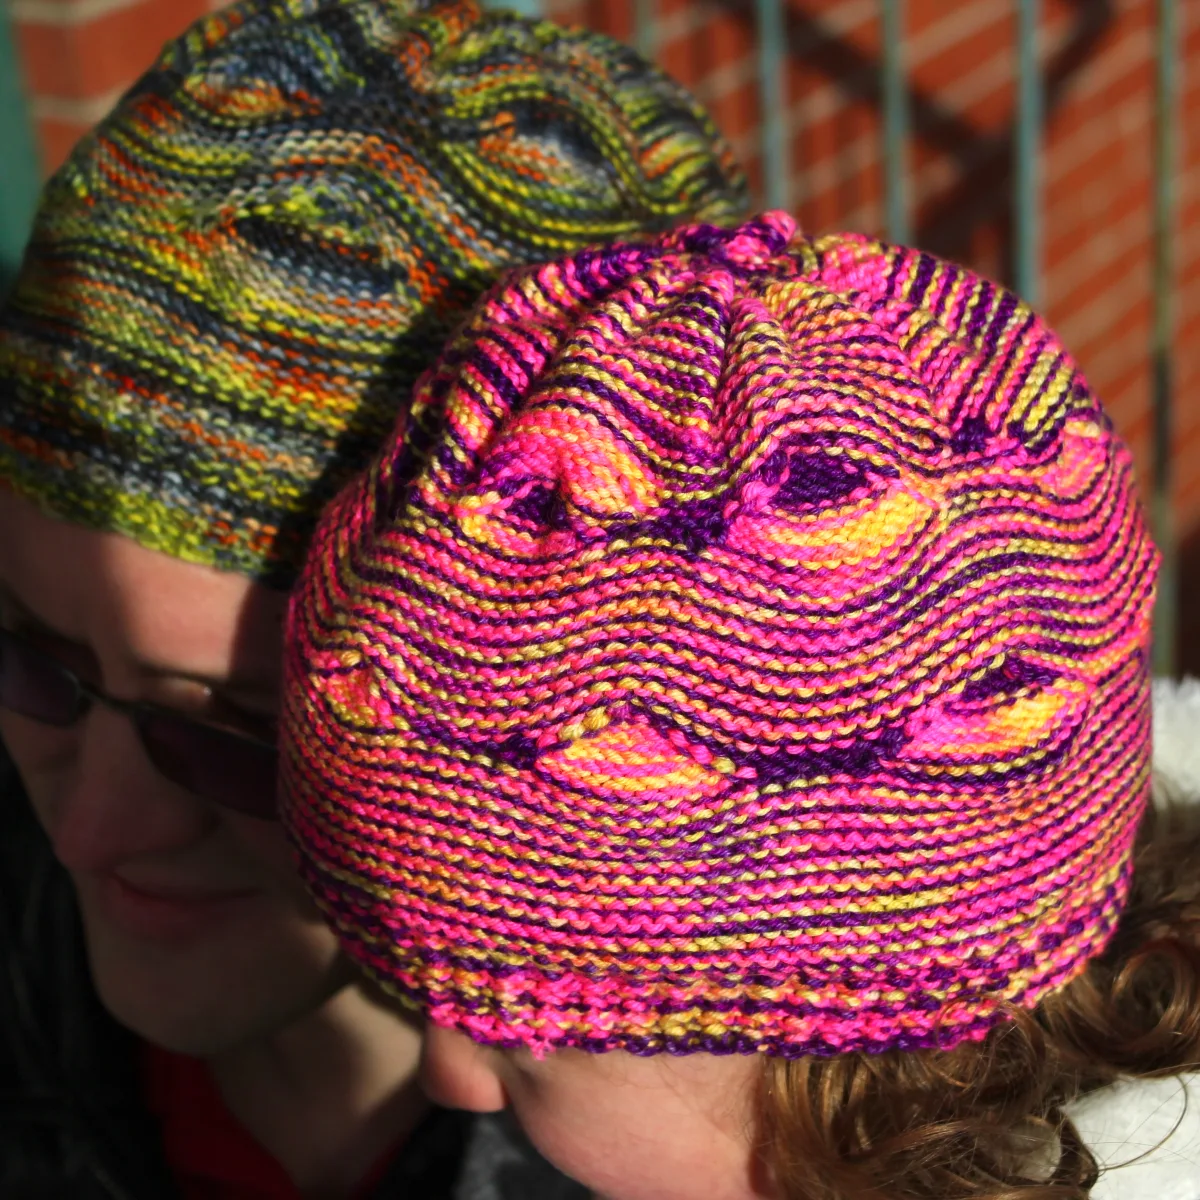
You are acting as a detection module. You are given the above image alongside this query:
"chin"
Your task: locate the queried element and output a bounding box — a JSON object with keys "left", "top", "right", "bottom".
{"left": 78, "top": 891, "right": 345, "bottom": 1055}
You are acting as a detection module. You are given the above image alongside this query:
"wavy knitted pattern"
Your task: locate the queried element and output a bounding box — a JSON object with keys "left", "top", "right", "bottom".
{"left": 0, "top": 0, "right": 746, "bottom": 584}
{"left": 281, "top": 213, "right": 1158, "bottom": 1057}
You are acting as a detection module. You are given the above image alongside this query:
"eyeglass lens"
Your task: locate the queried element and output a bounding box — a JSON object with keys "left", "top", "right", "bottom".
{"left": 0, "top": 627, "right": 83, "bottom": 725}
{"left": 0, "top": 628, "right": 279, "bottom": 819}
{"left": 139, "top": 712, "right": 279, "bottom": 820}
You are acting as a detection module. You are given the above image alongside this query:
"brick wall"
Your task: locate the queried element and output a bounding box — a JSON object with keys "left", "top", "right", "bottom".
{"left": 9, "top": 0, "right": 215, "bottom": 172}
{"left": 8, "top": 0, "right": 1199, "bottom": 661}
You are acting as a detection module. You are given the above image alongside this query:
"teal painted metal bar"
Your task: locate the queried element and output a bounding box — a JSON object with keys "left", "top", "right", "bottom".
{"left": 756, "top": 0, "right": 788, "bottom": 212}
{"left": 880, "top": 0, "right": 910, "bottom": 243}
{"left": 487, "top": 0, "right": 542, "bottom": 16}
{"left": 0, "top": 7, "right": 41, "bottom": 297}
{"left": 1151, "top": 0, "right": 1179, "bottom": 675}
{"left": 633, "top": 0, "right": 656, "bottom": 62}
{"left": 1014, "top": 0, "right": 1042, "bottom": 305}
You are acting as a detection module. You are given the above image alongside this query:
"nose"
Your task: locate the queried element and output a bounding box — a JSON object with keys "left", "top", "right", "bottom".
{"left": 419, "top": 1023, "right": 508, "bottom": 1113}
{"left": 48, "top": 703, "right": 215, "bottom": 873}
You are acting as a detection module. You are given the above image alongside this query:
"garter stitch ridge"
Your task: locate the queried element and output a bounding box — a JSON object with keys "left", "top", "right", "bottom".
{"left": 281, "top": 212, "right": 1158, "bottom": 1058}
{"left": 0, "top": 0, "right": 746, "bottom": 585}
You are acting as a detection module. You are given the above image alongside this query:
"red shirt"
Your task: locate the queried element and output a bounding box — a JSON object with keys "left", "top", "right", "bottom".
{"left": 143, "top": 1044, "right": 397, "bottom": 1200}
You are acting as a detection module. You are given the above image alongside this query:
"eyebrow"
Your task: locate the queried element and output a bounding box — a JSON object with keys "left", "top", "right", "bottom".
{"left": 0, "top": 580, "right": 279, "bottom": 703}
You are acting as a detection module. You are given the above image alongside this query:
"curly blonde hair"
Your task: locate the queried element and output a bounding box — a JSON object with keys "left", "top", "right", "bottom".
{"left": 759, "top": 796, "right": 1200, "bottom": 1199}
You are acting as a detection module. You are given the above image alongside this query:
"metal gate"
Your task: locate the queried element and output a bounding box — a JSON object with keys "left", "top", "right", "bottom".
{"left": 0, "top": 0, "right": 1184, "bottom": 670}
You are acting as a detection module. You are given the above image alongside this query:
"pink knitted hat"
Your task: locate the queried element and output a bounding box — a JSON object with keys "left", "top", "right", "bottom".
{"left": 280, "top": 212, "right": 1157, "bottom": 1058}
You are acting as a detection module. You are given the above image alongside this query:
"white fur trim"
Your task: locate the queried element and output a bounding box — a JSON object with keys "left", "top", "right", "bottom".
{"left": 1153, "top": 678, "right": 1200, "bottom": 804}
{"left": 1068, "top": 678, "right": 1200, "bottom": 1196}
{"left": 1068, "top": 1073, "right": 1200, "bottom": 1199}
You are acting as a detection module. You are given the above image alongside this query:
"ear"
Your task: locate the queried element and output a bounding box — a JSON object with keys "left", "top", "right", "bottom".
{"left": 419, "top": 1023, "right": 508, "bottom": 1113}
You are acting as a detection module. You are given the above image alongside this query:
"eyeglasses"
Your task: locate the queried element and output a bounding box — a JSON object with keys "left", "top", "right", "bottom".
{"left": 0, "top": 627, "right": 279, "bottom": 820}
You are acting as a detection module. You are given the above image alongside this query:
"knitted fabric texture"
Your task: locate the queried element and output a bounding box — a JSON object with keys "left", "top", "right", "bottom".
{"left": 0, "top": 0, "right": 746, "bottom": 585}
{"left": 281, "top": 212, "right": 1158, "bottom": 1058}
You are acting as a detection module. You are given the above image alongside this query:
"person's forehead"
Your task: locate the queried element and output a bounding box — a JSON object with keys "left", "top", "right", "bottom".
{"left": 0, "top": 487, "right": 287, "bottom": 686}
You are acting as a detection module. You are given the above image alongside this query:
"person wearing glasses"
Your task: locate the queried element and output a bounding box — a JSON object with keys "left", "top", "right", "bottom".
{"left": 0, "top": 0, "right": 747, "bottom": 1195}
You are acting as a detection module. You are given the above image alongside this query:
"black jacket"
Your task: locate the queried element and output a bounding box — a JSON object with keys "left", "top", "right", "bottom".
{"left": 0, "top": 750, "right": 585, "bottom": 1200}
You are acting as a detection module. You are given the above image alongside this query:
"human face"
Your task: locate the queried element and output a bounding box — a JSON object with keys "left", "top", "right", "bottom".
{"left": 0, "top": 489, "right": 348, "bottom": 1054}
{"left": 419, "top": 1025, "right": 772, "bottom": 1200}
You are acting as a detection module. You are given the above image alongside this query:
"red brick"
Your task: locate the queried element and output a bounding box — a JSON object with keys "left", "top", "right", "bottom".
{"left": 1043, "top": 56, "right": 1152, "bottom": 164}
{"left": 700, "top": 73, "right": 760, "bottom": 146}
{"left": 546, "top": 0, "right": 588, "bottom": 26}
{"left": 14, "top": 0, "right": 209, "bottom": 102}
{"left": 906, "top": 1, "right": 1008, "bottom": 61}
{"left": 581, "top": 0, "right": 631, "bottom": 43}
{"left": 908, "top": 20, "right": 1014, "bottom": 133}
{"left": 1046, "top": 207, "right": 1152, "bottom": 330}
{"left": 35, "top": 116, "right": 92, "bottom": 174}
{"left": 657, "top": 10, "right": 756, "bottom": 95}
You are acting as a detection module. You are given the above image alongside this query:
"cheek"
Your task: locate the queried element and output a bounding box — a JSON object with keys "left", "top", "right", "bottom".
{"left": 224, "top": 811, "right": 297, "bottom": 871}
{"left": 1, "top": 708, "right": 76, "bottom": 765}
{"left": 506, "top": 1077, "right": 631, "bottom": 1184}
{"left": 221, "top": 812, "right": 317, "bottom": 906}
{"left": 0, "top": 710, "right": 78, "bottom": 818}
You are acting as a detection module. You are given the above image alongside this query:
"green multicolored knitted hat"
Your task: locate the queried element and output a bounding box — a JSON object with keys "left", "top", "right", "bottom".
{"left": 0, "top": 0, "right": 747, "bottom": 585}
